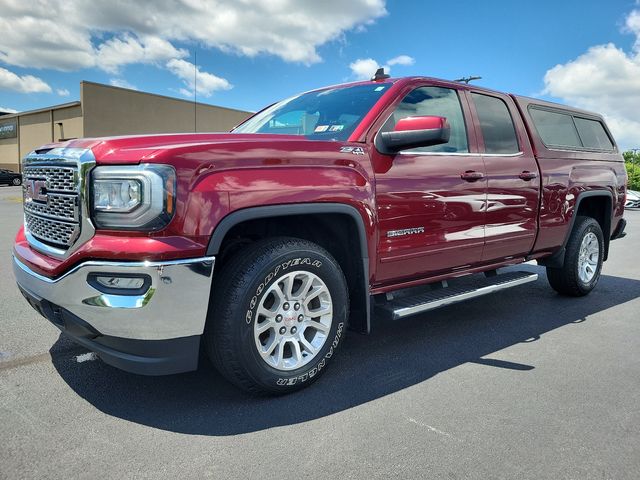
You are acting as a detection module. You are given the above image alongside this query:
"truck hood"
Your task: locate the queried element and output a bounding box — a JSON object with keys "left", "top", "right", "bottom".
{"left": 39, "top": 132, "right": 309, "bottom": 165}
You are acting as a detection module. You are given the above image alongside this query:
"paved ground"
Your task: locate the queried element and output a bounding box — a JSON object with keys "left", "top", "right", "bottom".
{"left": 1, "top": 184, "right": 639, "bottom": 480}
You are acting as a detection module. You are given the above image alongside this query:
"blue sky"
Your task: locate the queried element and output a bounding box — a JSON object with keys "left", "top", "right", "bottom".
{"left": 1, "top": 0, "right": 640, "bottom": 147}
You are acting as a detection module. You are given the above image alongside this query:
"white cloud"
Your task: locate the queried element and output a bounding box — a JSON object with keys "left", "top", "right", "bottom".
{"left": 349, "top": 58, "right": 381, "bottom": 80}
{"left": 166, "top": 59, "right": 232, "bottom": 97}
{"left": 56, "top": 88, "right": 70, "bottom": 96}
{"left": 349, "top": 54, "right": 415, "bottom": 80}
{"left": 0, "top": 10, "right": 95, "bottom": 71}
{"left": 387, "top": 55, "right": 415, "bottom": 66}
{"left": 109, "top": 78, "right": 138, "bottom": 90}
{"left": 0, "top": 67, "right": 52, "bottom": 93}
{"left": 0, "top": 1, "right": 387, "bottom": 73}
{"left": 543, "top": 9, "right": 640, "bottom": 149}
{"left": 96, "top": 34, "right": 188, "bottom": 74}
{"left": 0, "top": 106, "right": 19, "bottom": 114}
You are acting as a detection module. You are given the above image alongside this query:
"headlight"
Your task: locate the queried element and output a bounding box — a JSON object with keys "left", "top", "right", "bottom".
{"left": 94, "top": 179, "right": 142, "bottom": 212}
{"left": 91, "top": 164, "right": 176, "bottom": 230}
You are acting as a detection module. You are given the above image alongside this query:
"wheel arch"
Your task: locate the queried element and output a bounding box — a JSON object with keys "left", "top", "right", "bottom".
{"left": 206, "top": 203, "right": 371, "bottom": 333}
{"left": 540, "top": 190, "right": 613, "bottom": 267}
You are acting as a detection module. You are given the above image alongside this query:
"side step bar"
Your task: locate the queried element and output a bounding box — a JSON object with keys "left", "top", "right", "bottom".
{"left": 377, "top": 271, "right": 538, "bottom": 321}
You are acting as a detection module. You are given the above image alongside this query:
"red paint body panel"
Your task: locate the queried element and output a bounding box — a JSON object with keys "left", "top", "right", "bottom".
{"left": 370, "top": 80, "right": 486, "bottom": 286}
{"left": 14, "top": 77, "right": 626, "bottom": 296}
{"left": 511, "top": 95, "right": 626, "bottom": 253}
{"left": 14, "top": 226, "right": 210, "bottom": 277}
{"left": 465, "top": 89, "right": 541, "bottom": 262}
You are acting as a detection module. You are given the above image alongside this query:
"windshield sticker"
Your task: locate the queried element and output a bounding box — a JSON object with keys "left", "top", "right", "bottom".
{"left": 374, "top": 86, "right": 386, "bottom": 92}
{"left": 329, "top": 125, "right": 344, "bottom": 132}
{"left": 314, "top": 125, "right": 329, "bottom": 132}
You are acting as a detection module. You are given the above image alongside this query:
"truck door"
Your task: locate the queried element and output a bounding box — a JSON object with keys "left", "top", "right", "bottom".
{"left": 467, "top": 91, "right": 540, "bottom": 262}
{"left": 372, "top": 84, "right": 487, "bottom": 286}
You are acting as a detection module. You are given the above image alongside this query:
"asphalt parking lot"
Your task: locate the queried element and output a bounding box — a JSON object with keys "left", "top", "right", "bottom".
{"left": 1, "top": 184, "right": 639, "bottom": 480}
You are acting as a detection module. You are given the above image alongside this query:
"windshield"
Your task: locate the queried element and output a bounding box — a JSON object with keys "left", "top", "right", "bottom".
{"left": 232, "top": 83, "right": 392, "bottom": 141}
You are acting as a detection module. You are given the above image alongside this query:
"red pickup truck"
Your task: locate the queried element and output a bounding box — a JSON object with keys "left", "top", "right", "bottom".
{"left": 13, "top": 74, "right": 627, "bottom": 394}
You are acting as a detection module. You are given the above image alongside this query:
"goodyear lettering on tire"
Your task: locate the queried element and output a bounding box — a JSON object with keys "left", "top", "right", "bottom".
{"left": 246, "top": 258, "right": 322, "bottom": 324}
{"left": 276, "top": 322, "right": 344, "bottom": 386}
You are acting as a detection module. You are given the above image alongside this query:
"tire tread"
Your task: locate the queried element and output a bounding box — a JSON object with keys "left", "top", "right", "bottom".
{"left": 546, "top": 216, "right": 603, "bottom": 297}
{"left": 204, "top": 236, "right": 347, "bottom": 395}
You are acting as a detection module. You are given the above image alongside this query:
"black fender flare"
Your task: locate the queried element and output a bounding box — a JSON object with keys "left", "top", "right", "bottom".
{"left": 206, "top": 203, "right": 372, "bottom": 333}
{"left": 540, "top": 190, "right": 613, "bottom": 267}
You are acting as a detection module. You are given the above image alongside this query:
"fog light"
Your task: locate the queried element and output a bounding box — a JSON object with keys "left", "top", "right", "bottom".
{"left": 88, "top": 273, "right": 151, "bottom": 295}
{"left": 95, "top": 276, "right": 145, "bottom": 289}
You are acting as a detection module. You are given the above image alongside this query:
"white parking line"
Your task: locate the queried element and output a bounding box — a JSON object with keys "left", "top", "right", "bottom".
{"left": 74, "top": 352, "right": 98, "bottom": 363}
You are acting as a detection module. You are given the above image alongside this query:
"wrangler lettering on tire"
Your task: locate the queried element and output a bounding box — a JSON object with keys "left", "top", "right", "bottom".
{"left": 204, "top": 237, "right": 348, "bottom": 395}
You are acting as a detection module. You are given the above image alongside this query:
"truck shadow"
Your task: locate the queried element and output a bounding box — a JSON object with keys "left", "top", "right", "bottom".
{"left": 50, "top": 265, "right": 640, "bottom": 436}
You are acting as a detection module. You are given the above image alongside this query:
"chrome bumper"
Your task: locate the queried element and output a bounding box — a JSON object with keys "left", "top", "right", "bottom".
{"left": 13, "top": 256, "right": 215, "bottom": 340}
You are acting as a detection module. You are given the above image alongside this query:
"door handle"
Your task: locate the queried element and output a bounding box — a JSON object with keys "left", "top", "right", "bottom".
{"left": 461, "top": 170, "right": 484, "bottom": 182}
{"left": 519, "top": 171, "right": 538, "bottom": 181}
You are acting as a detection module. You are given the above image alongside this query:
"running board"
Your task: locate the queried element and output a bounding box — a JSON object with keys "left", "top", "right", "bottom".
{"left": 377, "top": 271, "right": 538, "bottom": 321}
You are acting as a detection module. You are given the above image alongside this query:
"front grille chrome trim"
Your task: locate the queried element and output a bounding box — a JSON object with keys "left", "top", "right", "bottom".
{"left": 22, "top": 166, "right": 78, "bottom": 192}
{"left": 22, "top": 148, "right": 96, "bottom": 260}
{"left": 25, "top": 213, "right": 80, "bottom": 247}
{"left": 23, "top": 192, "right": 79, "bottom": 222}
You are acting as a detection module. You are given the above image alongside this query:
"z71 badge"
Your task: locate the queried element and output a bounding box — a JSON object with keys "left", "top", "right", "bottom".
{"left": 340, "top": 146, "right": 365, "bottom": 155}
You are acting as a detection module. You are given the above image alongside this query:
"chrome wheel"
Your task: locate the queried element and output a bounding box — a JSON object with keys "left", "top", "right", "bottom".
{"left": 12, "top": 177, "right": 21, "bottom": 186}
{"left": 578, "top": 232, "right": 599, "bottom": 283}
{"left": 253, "top": 270, "right": 333, "bottom": 371}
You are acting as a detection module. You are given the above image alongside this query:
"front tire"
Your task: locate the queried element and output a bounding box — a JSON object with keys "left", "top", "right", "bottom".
{"left": 204, "top": 237, "right": 348, "bottom": 395}
{"left": 12, "top": 177, "right": 21, "bottom": 186}
{"left": 546, "top": 216, "right": 604, "bottom": 296}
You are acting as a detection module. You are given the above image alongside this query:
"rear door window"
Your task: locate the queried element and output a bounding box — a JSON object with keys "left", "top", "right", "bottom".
{"left": 471, "top": 93, "right": 520, "bottom": 154}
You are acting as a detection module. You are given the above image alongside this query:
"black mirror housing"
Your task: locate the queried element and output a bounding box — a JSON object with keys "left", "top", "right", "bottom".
{"left": 375, "top": 116, "right": 451, "bottom": 155}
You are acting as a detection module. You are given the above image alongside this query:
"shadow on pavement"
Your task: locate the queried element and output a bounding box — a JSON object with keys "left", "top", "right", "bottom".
{"left": 50, "top": 265, "right": 640, "bottom": 435}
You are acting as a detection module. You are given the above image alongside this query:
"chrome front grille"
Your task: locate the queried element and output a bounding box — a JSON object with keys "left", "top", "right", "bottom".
{"left": 24, "top": 213, "right": 79, "bottom": 247}
{"left": 22, "top": 166, "right": 77, "bottom": 192}
{"left": 24, "top": 193, "right": 78, "bottom": 222}
{"left": 23, "top": 165, "right": 80, "bottom": 248}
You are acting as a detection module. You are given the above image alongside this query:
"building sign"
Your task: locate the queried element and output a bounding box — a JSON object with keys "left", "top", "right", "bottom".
{"left": 0, "top": 120, "right": 17, "bottom": 140}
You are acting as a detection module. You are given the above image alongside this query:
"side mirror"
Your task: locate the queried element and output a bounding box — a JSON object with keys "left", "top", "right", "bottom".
{"left": 376, "top": 116, "right": 450, "bottom": 154}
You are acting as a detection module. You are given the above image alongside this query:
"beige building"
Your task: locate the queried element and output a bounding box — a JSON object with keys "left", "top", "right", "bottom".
{"left": 0, "top": 81, "right": 251, "bottom": 172}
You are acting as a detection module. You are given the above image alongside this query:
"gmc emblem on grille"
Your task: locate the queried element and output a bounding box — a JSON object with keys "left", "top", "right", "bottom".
{"left": 25, "top": 179, "right": 48, "bottom": 203}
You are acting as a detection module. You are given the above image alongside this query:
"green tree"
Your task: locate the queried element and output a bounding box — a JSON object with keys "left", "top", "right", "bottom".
{"left": 623, "top": 150, "right": 640, "bottom": 191}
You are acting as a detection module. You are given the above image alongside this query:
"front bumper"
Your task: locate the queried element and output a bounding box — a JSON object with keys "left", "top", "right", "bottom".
{"left": 13, "top": 255, "right": 215, "bottom": 375}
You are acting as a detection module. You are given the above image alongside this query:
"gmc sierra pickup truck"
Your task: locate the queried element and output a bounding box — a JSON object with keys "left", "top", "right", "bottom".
{"left": 13, "top": 73, "right": 627, "bottom": 394}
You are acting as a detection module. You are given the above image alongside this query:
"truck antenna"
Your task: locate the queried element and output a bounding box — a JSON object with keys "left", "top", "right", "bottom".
{"left": 454, "top": 75, "right": 482, "bottom": 84}
{"left": 371, "top": 67, "right": 390, "bottom": 82}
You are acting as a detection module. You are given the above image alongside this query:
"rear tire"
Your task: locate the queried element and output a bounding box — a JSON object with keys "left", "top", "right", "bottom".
{"left": 204, "top": 237, "right": 348, "bottom": 395}
{"left": 12, "top": 177, "right": 21, "bottom": 186}
{"left": 546, "top": 216, "right": 604, "bottom": 296}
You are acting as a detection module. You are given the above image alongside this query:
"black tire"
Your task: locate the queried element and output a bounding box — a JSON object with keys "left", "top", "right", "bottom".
{"left": 546, "top": 216, "right": 604, "bottom": 296}
{"left": 204, "top": 237, "right": 349, "bottom": 395}
{"left": 11, "top": 177, "right": 21, "bottom": 186}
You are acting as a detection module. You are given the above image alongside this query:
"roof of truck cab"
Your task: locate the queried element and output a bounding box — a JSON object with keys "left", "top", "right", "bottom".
{"left": 334, "top": 76, "right": 606, "bottom": 120}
